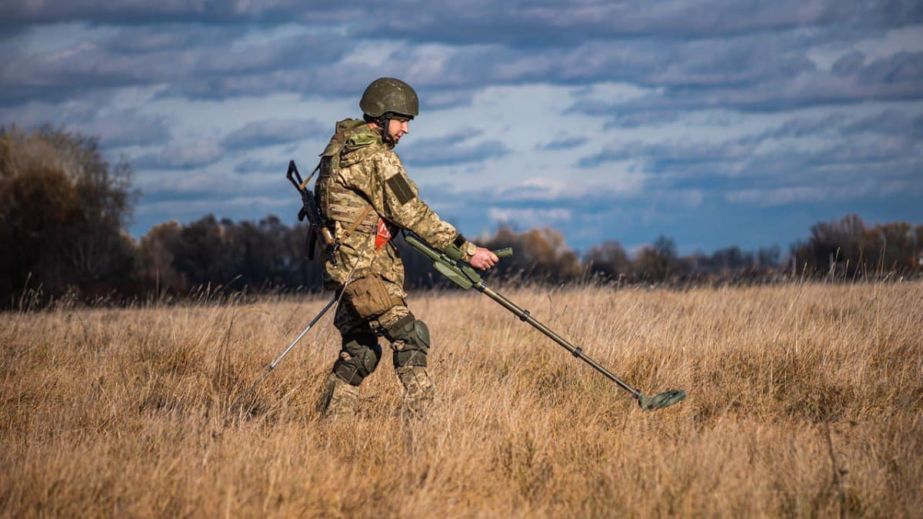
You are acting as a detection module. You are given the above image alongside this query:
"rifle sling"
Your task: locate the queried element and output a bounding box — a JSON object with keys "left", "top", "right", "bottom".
{"left": 342, "top": 204, "right": 374, "bottom": 239}
{"left": 300, "top": 164, "right": 320, "bottom": 191}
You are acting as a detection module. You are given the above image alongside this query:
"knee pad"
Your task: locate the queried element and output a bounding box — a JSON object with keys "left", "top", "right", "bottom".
{"left": 332, "top": 332, "right": 382, "bottom": 386}
{"left": 385, "top": 315, "right": 431, "bottom": 368}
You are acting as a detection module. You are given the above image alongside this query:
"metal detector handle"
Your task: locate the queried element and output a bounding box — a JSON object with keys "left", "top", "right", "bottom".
{"left": 492, "top": 247, "right": 513, "bottom": 258}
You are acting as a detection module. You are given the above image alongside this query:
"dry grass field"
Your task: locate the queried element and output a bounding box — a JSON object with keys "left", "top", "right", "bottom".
{"left": 1, "top": 282, "right": 921, "bottom": 518}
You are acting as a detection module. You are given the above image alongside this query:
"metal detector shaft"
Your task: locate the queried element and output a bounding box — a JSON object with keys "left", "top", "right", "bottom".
{"left": 401, "top": 232, "right": 685, "bottom": 410}
{"left": 475, "top": 283, "right": 643, "bottom": 400}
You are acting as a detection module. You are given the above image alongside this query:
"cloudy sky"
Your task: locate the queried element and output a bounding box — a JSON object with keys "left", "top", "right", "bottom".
{"left": 2, "top": 1, "right": 921, "bottom": 253}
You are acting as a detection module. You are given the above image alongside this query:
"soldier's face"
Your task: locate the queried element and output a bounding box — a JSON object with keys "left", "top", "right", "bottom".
{"left": 386, "top": 119, "right": 410, "bottom": 144}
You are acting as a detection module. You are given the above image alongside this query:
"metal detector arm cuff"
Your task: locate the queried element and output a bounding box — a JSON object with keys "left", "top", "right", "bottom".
{"left": 402, "top": 232, "right": 512, "bottom": 290}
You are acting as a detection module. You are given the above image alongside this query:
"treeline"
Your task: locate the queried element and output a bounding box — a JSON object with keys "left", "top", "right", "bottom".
{"left": 790, "top": 214, "right": 923, "bottom": 278}
{"left": 2, "top": 127, "right": 921, "bottom": 307}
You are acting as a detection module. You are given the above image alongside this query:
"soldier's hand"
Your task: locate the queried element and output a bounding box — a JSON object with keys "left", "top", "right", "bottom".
{"left": 469, "top": 247, "right": 499, "bottom": 270}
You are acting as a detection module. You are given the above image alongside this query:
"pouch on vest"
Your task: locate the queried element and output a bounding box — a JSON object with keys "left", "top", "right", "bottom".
{"left": 344, "top": 276, "right": 402, "bottom": 319}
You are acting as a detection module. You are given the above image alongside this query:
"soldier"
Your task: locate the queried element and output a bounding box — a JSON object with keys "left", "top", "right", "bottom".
{"left": 316, "top": 77, "right": 498, "bottom": 419}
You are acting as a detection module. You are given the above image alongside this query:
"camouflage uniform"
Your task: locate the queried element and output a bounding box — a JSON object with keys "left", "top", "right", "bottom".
{"left": 316, "top": 118, "right": 475, "bottom": 419}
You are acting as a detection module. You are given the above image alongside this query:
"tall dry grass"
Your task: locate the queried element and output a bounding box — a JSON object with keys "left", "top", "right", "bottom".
{"left": 1, "top": 283, "right": 921, "bottom": 518}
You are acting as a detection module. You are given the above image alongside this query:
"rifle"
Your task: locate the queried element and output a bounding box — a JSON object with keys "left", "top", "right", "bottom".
{"left": 403, "top": 231, "right": 686, "bottom": 411}
{"left": 286, "top": 160, "right": 337, "bottom": 262}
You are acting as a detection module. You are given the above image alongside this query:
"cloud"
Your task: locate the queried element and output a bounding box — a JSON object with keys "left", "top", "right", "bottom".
{"left": 535, "top": 136, "right": 587, "bottom": 151}
{"left": 5, "top": 1, "right": 917, "bottom": 38}
{"left": 490, "top": 177, "right": 582, "bottom": 202}
{"left": 420, "top": 88, "right": 477, "bottom": 110}
{"left": 423, "top": 176, "right": 646, "bottom": 213}
{"left": 488, "top": 207, "right": 572, "bottom": 227}
{"left": 233, "top": 158, "right": 286, "bottom": 175}
{"left": 409, "top": 179, "right": 707, "bottom": 251}
{"left": 751, "top": 114, "right": 847, "bottom": 140}
{"left": 575, "top": 49, "right": 923, "bottom": 122}
{"left": 0, "top": 23, "right": 352, "bottom": 105}
{"left": 81, "top": 110, "right": 171, "bottom": 147}
{"left": 3, "top": 6, "right": 921, "bottom": 124}
{"left": 136, "top": 195, "right": 292, "bottom": 218}
{"left": 352, "top": 1, "right": 923, "bottom": 46}
{"left": 741, "top": 109, "right": 923, "bottom": 143}
{"left": 0, "top": 1, "right": 310, "bottom": 26}
{"left": 832, "top": 50, "right": 866, "bottom": 76}
{"left": 2, "top": 5, "right": 915, "bottom": 109}
{"left": 402, "top": 128, "right": 510, "bottom": 167}
{"left": 571, "top": 105, "right": 923, "bottom": 213}
{"left": 222, "top": 118, "right": 325, "bottom": 150}
{"left": 603, "top": 111, "right": 681, "bottom": 128}
{"left": 841, "top": 109, "right": 923, "bottom": 136}
{"left": 4, "top": 1, "right": 923, "bottom": 252}
{"left": 578, "top": 139, "right": 755, "bottom": 172}
{"left": 134, "top": 139, "right": 223, "bottom": 169}
{"left": 0, "top": 99, "right": 170, "bottom": 148}
{"left": 725, "top": 177, "right": 923, "bottom": 207}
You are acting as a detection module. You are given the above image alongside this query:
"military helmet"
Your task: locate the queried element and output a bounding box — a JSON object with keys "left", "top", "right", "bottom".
{"left": 359, "top": 77, "right": 419, "bottom": 119}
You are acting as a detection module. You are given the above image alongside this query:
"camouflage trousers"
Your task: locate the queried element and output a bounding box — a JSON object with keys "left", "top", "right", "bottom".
{"left": 320, "top": 275, "right": 435, "bottom": 419}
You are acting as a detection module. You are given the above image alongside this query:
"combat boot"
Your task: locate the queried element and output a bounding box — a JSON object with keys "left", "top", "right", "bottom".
{"left": 396, "top": 366, "right": 435, "bottom": 419}
{"left": 320, "top": 373, "right": 359, "bottom": 419}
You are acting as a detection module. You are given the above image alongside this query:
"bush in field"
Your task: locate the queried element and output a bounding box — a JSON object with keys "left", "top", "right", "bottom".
{"left": 635, "top": 235, "right": 681, "bottom": 282}
{"left": 483, "top": 226, "right": 583, "bottom": 283}
{"left": 0, "top": 126, "right": 136, "bottom": 304}
{"left": 584, "top": 240, "right": 631, "bottom": 282}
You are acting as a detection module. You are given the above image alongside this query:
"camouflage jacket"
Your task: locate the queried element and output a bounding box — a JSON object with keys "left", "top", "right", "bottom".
{"left": 316, "top": 119, "right": 471, "bottom": 297}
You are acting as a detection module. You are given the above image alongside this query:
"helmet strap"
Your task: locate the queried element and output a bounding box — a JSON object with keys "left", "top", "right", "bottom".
{"left": 365, "top": 112, "right": 410, "bottom": 145}
{"left": 378, "top": 115, "right": 395, "bottom": 145}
